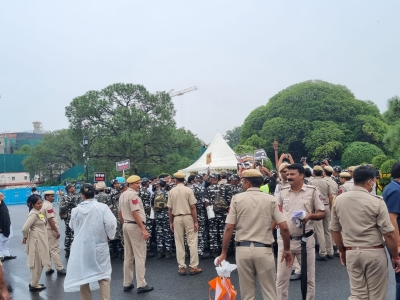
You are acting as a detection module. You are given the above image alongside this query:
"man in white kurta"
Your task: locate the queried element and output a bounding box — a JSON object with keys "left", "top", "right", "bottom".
{"left": 64, "top": 184, "right": 117, "bottom": 300}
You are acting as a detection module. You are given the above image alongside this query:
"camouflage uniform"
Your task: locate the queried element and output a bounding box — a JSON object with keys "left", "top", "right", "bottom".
{"left": 95, "top": 192, "right": 111, "bottom": 206}
{"left": 59, "top": 192, "right": 81, "bottom": 255}
{"left": 139, "top": 185, "right": 154, "bottom": 253}
{"left": 226, "top": 181, "right": 243, "bottom": 252}
{"left": 204, "top": 183, "right": 230, "bottom": 253}
{"left": 151, "top": 188, "right": 173, "bottom": 255}
{"left": 190, "top": 182, "right": 207, "bottom": 256}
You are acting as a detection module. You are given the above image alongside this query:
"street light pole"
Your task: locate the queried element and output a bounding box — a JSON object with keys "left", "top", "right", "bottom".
{"left": 83, "top": 136, "right": 89, "bottom": 182}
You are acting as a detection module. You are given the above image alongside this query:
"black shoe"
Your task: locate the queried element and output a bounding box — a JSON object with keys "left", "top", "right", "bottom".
{"left": 147, "top": 251, "right": 155, "bottom": 258}
{"left": 3, "top": 255, "right": 17, "bottom": 260}
{"left": 57, "top": 268, "right": 67, "bottom": 275}
{"left": 29, "top": 284, "right": 44, "bottom": 288}
{"left": 316, "top": 255, "right": 328, "bottom": 261}
{"left": 45, "top": 269, "right": 54, "bottom": 275}
{"left": 123, "top": 284, "right": 134, "bottom": 292}
{"left": 200, "top": 252, "right": 211, "bottom": 259}
{"left": 65, "top": 250, "right": 70, "bottom": 259}
{"left": 290, "top": 273, "right": 301, "bottom": 281}
{"left": 137, "top": 285, "right": 154, "bottom": 294}
{"left": 327, "top": 254, "right": 335, "bottom": 259}
{"left": 210, "top": 251, "right": 218, "bottom": 258}
{"left": 29, "top": 285, "right": 46, "bottom": 292}
{"left": 165, "top": 252, "right": 172, "bottom": 259}
{"left": 157, "top": 252, "right": 165, "bottom": 259}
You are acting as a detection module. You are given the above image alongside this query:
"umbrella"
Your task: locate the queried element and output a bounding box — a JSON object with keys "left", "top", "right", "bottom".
{"left": 300, "top": 224, "right": 308, "bottom": 300}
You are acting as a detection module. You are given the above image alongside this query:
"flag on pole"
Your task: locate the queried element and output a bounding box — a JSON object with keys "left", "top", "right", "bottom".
{"left": 206, "top": 152, "right": 212, "bottom": 165}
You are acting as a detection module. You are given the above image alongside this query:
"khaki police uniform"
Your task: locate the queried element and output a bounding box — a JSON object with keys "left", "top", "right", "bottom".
{"left": 276, "top": 184, "right": 325, "bottom": 300}
{"left": 167, "top": 183, "right": 198, "bottom": 269}
{"left": 119, "top": 187, "right": 148, "bottom": 288}
{"left": 309, "top": 176, "right": 333, "bottom": 257}
{"left": 326, "top": 177, "right": 338, "bottom": 196}
{"left": 22, "top": 208, "right": 50, "bottom": 287}
{"left": 41, "top": 199, "right": 64, "bottom": 271}
{"left": 339, "top": 181, "right": 354, "bottom": 194}
{"left": 226, "top": 186, "right": 286, "bottom": 300}
{"left": 330, "top": 186, "right": 394, "bottom": 299}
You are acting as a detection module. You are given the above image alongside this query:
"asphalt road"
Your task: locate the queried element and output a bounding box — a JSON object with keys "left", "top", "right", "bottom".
{"left": 2, "top": 204, "right": 396, "bottom": 299}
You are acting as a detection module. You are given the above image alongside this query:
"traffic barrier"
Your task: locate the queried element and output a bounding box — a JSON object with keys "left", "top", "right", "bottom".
{"left": 0, "top": 186, "right": 64, "bottom": 205}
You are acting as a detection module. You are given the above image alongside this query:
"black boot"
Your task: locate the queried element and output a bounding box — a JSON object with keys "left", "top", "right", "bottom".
{"left": 65, "top": 250, "right": 70, "bottom": 259}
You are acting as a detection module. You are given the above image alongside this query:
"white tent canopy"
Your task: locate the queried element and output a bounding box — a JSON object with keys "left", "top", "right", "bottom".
{"left": 180, "top": 132, "right": 239, "bottom": 173}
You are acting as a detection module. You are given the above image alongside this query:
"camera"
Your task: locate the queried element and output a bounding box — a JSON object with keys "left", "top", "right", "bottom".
{"left": 255, "top": 161, "right": 261, "bottom": 167}
{"left": 313, "top": 160, "right": 322, "bottom": 166}
{"left": 300, "top": 157, "right": 307, "bottom": 163}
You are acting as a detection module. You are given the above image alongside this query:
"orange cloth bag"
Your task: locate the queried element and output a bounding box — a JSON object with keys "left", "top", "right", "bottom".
{"left": 208, "top": 276, "right": 237, "bottom": 300}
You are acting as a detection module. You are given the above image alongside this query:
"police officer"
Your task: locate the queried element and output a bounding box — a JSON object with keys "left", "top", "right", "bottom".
{"left": 309, "top": 166, "right": 333, "bottom": 261}
{"left": 110, "top": 181, "right": 125, "bottom": 260}
{"left": 216, "top": 169, "right": 293, "bottom": 300}
{"left": 59, "top": 184, "right": 81, "bottom": 258}
{"left": 41, "top": 191, "right": 66, "bottom": 276}
{"left": 118, "top": 175, "right": 153, "bottom": 294}
{"left": 323, "top": 166, "right": 338, "bottom": 196}
{"left": 276, "top": 163, "right": 325, "bottom": 300}
{"left": 338, "top": 172, "right": 353, "bottom": 194}
{"left": 94, "top": 181, "right": 112, "bottom": 206}
{"left": 330, "top": 165, "right": 400, "bottom": 299}
{"left": 218, "top": 170, "right": 228, "bottom": 185}
{"left": 152, "top": 179, "right": 173, "bottom": 259}
{"left": 274, "top": 162, "right": 290, "bottom": 197}
{"left": 204, "top": 173, "right": 229, "bottom": 258}
{"left": 167, "top": 172, "right": 202, "bottom": 276}
{"left": 190, "top": 174, "right": 209, "bottom": 259}
{"left": 139, "top": 178, "right": 155, "bottom": 258}
{"left": 332, "top": 166, "right": 342, "bottom": 187}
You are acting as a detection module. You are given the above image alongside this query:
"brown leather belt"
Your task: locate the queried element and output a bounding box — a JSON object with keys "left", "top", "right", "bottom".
{"left": 124, "top": 221, "right": 137, "bottom": 224}
{"left": 175, "top": 214, "right": 191, "bottom": 216}
{"left": 345, "top": 244, "right": 384, "bottom": 251}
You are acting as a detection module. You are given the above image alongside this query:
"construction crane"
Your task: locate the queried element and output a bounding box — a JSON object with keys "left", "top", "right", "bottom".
{"left": 169, "top": 86, "right": 198, "bottom": 97}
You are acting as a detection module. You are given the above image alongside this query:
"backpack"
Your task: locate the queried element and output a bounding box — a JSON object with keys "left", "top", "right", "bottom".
{"left": 153, "top": 191, "right": 168, "bottom": 211}
{"left": 213, "top": 190, "right": 228, "bottom": 214}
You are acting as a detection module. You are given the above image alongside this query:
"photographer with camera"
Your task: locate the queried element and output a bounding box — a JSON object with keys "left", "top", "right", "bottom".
{"left": 300, "top": 157, "right": 312, "bottom": 171}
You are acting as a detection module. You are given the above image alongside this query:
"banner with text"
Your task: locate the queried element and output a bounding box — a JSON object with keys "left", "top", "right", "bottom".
{"left": 94, "top": 172, "right": 106, "bottom": 182}
{"left": 254, "top": 149, "right": 267, "bottom": 160}
{"left": 239, "top": 153, "right": 254, "bottom": 163}
{"left": 116, "top": 159, "right": 131, "bottom": 172}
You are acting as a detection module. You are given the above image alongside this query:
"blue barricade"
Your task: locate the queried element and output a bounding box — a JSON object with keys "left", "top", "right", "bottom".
{"left": 0, "top": 186, "right": 65, "bottom": 205}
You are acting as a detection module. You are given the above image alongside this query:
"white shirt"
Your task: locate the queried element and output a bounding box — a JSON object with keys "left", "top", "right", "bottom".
{"left": 64, "top": 199, "right": 117, "bottom": 292}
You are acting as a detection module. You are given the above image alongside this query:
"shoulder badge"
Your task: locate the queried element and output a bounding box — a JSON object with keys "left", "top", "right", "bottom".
{"left": 131, "top": 199, "right": 139, "bottom": 205}
{"left": 47, "top": 209, "right": 54, "bottom": 214}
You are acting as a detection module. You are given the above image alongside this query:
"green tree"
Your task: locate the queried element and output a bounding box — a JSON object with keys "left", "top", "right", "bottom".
{"left": 240, "top": 106, "right": 268, "bottom": 143}
{"left": 233, "top": 144, "right": 256, "bottom": 155}
{"left": 14, "top": 144, "right": 32, "bottom": 154}
{"left": 239, "top": 80, "right": 388, "bottom": 161}
{"left": 303, "top": 123, "right": 344, "bottom": 158}
{"left": 383, "top": 96, "right": 400, "bottom": 125}
{"left": 243, "top": 134, "right": 267, "bottom": 149}
{"left": 224, "top": 126, "right": 242, "bottom": 149}
{"left": 383, "top": 123, "right": 400, "bottom": 159}
{"left": 312, "top": 141, "right": 343, "bottom": 161}
{"left": 22, "top": 129, "right": 80, "bottom": 179}
{"left": 372, "top": 154, "right": 388, "bottom": 170}
{"left": 65, "top": 83, "right": 201, "bottom": 177}
{"left": 341, "top": 142, "right": 384, "bottom": 167}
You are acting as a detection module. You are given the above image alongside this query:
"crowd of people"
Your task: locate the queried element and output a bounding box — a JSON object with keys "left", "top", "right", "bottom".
{"left": 0, "top": 152, "right": 399, "bottom": 300}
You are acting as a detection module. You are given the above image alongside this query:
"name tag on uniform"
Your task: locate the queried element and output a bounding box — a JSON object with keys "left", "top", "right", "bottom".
{"left": 283, "top": 197, "right": 290, "bottom": 203}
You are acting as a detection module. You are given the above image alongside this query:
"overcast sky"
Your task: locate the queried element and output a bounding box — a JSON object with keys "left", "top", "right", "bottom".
{"left": 1, "top": 1, "right": 399, "bottom": 143}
